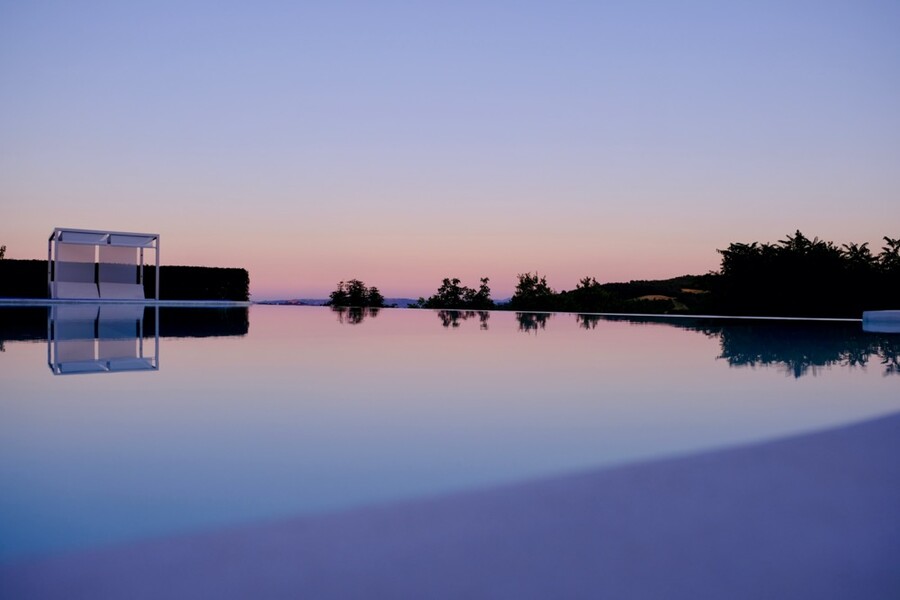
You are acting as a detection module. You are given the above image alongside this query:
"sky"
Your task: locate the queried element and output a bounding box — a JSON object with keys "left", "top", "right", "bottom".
{"left": 1, "top": 0, "right": 898, "bottom": 299}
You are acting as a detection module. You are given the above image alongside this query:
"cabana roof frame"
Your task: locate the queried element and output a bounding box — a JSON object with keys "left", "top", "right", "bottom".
{"left": 49, "top": 227, "right": 160, "bottom": 248}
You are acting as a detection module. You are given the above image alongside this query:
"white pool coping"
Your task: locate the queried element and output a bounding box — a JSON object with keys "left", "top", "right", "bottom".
{"left": 3, "top": 412, "right": 898, "bottom": 599}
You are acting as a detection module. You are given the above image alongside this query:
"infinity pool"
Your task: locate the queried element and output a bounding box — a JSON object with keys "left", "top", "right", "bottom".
{"left": 1, "top": 305, "right": 897, "bottom": 563}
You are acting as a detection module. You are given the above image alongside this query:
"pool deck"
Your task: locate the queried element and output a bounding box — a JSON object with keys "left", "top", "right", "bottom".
{"left": 3, "top": 412, "right": 898, "bottom": 599}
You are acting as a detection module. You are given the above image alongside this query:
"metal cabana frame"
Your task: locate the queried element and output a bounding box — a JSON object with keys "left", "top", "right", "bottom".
{"left": 48, "top": 227, "right": 160, "bottom": 301}
{"left": 46, "top": 304, "right": 160, "bottom": 375}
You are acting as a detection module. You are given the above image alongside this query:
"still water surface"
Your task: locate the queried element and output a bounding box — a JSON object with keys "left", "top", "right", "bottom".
{"left": 1, "top": 305, "right": 898, "bottom": 562}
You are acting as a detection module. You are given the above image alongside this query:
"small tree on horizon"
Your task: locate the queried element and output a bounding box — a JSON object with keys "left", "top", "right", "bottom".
{"left": 327, "top": 279, "right": 385, "bottom": 308}
{"left": 509, "top": 272, "right": 554, "bottom": 310}
{"left": 879, "top": 236, "right": 900, "bottom": 272}
{"left": 368, "top": 286, "right": 385, "bottom": 308}
{"left": 416, "top": 277, "right": 494, "bottom": 309}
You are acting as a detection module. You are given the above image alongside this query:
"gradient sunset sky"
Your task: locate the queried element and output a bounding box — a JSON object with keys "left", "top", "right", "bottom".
{"left": 1, "top": 1, "right": 898, "bottom": 299}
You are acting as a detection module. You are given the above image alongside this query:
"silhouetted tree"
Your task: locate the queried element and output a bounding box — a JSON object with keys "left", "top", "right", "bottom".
{"left": 509, "top": 272, "right": 554, "bottom": 310}
{"left": 0, "top": 245, "right": 6, "bottom": 260}
{"left": 558, "top": 276, "right": 612, "bottom": 312}
{"left": 469, "top": 278, "right": 494, "bottom": 310}
{"left": 417, "top": 277, "right": 494, "bottom": 309}
{"left": 368, "top": 286, "right": 384, "bottom": 308}
{"left": 713, "top": 230, "right": 898, "bottom": 317}
{"left": 879, "top": 237, "right": 900, "bottom": 272}
{"left": 327, "top": 279, "right": 386, "bottom": 308}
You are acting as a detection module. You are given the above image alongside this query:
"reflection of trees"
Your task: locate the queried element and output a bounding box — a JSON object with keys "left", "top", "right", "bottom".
{"left": 333, "top": 306, "right": 380, "bottom": 325}
{"left": 881, "top": 338, "right": 900, "bottom": 375}
{"left": 576, "top": 314, "right": 602, "bottom": 329}
{"left": 516, "top": 312, "right": 551, "bottom": 333}
{"left": 436, "top": 310, "right": 490, "bottom": 330}
{"left": 713, "top": 324, "right": 899, "bottom": 378}
{"left": 602, "top": 315, "right": 899, "bottom": 378}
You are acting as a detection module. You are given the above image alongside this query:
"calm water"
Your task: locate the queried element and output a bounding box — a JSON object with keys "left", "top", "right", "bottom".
{"left": 1, "top": 305, "right": 898, "bottom": 563}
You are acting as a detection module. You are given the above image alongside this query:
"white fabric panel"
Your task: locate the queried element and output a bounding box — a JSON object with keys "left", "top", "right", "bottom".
{"left": 98, "top": 283, "right": 145, "bottom": 299}
{"left": 56, "top": 243, "right": 96, "bottom": 288}
{"left": 99, "top": 245, "right": 137, "bottom": 264}
{"left": 56, "top": 340, "right": 96, "bottom": 363}
{"left": 54, "top": 305, "right": 100, "bottom": 321}
{"left": 99, "top": 339, "right": 137, "bottom": 361}
{"left": 99, "top": 245, "right": 137, "bottom": 284}
{"left": 98, "top": 307, "right": 141, "bottom": 338}
{"left": 57, "top": 243, "right": 94, "bottom": 262}
{"left": 52, "top": 282, "right": 100, "bottom": 299}
{"left": 54, "top": 262, "right": 94, "bottom": 283}
{"left": 54, "top": 319, "right": 95, "bottom": 341}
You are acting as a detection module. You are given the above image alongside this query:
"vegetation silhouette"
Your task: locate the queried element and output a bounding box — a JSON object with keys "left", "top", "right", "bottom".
{"left": 491, "top": 232, "right": 898, "bottom": 318}
{"left": 332, "top": 306, "right": 380, "bottom": 325}
{"left": 0, "top": 260, "right": 250, "bottom": 301}
{"left": 435, "top": 309, "right": 490, "bottom": 329}
{"left": 327, "top": 279, "right": 385, "bottom": 308}
{"left": 508, "top": 272, "right": 555, "bottom": 310}
{"left": 712, "top": 232, "right": 900, "bottom": 317}
{"left": 504, "top": 271, "right": 712, "bottom": 315}
{"left": 413, "top": 277, "right": 493, "bottom": 309}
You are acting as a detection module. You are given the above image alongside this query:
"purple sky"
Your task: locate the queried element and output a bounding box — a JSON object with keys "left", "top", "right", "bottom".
{"left": 2, "top": 1, "right": 898, "bottom": 298}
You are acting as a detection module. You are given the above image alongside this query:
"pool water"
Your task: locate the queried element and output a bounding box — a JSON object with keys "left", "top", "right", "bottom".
{"left": 1, "top": 305, "right": 897, "bottom": 563}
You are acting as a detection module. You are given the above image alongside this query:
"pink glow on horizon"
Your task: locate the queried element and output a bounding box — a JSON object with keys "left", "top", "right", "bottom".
{"left": 1, "top": 214, "right": 897, "bottom": 299}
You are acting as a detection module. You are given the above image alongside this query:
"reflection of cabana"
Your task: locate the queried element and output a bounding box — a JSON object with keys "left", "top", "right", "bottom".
{"left": 47, "top": 304, "right": 159, "bottom": 375}
{"left": 48, "top": 228, "right": 160, "bottom": 300}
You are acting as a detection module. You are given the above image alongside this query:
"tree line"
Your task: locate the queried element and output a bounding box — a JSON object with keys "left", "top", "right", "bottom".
{"left": 326, "top": 231, "right": 899, "bottom": 318}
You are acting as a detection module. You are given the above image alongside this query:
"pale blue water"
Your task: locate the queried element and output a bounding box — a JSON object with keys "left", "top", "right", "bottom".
{"left": 1, "top": 305, "right": 897, "bottom": 563}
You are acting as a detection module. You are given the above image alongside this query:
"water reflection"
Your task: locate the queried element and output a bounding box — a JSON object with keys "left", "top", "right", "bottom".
{"left": 0, "top": 306, "right": 249, "bottom": 346}
{"left": 598, "top": 315, "right": 899, "bottom": 378}
{"left": 436, "top": 310, "right": 490, "bottom": 329}
{"left": 147, "top": 307, "right": 249, "bottom": 338}
{"left": 0, "top": 306, "right": 250, "bottom": 375}
{"left": 4, "top": 305, "right": 897, "bottom": 378}
{"left": 3, "top": 304, "right": 900, "bottom": 563}
{"left": 576, "top": 314, "right": 602, "bottom": 330}
{"left": 48, "top": 305, "right": 159, "bottom": 375}
{"left": 516, "top": 312, "right": 551, "bottom": 333}
{"left": 332, "top": 306, "right": 380, "bottom": 325}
